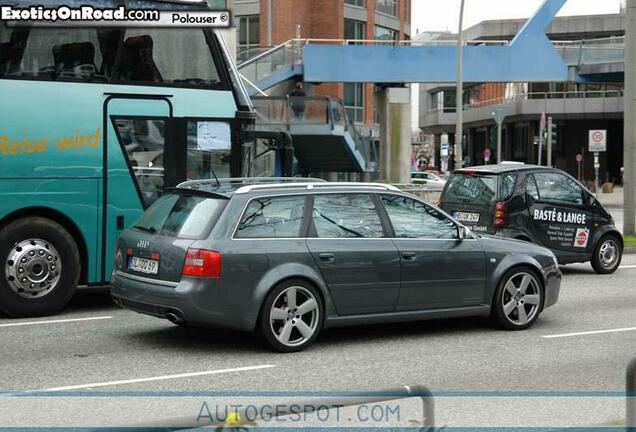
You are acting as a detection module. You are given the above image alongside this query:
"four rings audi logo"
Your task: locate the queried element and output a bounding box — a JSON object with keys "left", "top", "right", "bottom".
{"left": 137, "top": 240, "right": 150, "bottom": 248}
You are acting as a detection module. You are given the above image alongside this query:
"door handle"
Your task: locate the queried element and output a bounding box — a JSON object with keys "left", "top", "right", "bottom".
{"left": 401, "top": 252, "right": 416, "bottom": 261}
{"left": 319, "top": 253, "right": 335, "bottom": 263}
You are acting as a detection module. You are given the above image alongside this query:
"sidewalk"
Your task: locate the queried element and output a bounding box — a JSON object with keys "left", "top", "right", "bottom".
{"left": 597, "top": 186, "right": 631, "bottom": 209}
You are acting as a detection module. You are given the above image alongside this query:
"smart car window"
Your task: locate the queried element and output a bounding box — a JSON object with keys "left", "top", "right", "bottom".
{"left": 312, "top": 194, "right": 385, "bottom": 238}
{"left": 235, "top": 196, "right": 306, "bottom": 239}
{"left": 444, "top": 173, "right": 497, "bottom": 204}
{"left": 532, "top": 172, "right": 583, "bottom": 205}
{"left": 499, "top": 174, "right": 517, "bottom": 200}
{"left": 381, "top": 195, "right": 458, "bottom": 239}
{"left": 526, "top": 175, "right": 540, "bottom": 200}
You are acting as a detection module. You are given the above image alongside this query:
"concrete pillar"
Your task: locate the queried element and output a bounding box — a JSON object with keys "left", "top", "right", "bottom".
{"left": 375, "top": 87, "right": 412, "bottom": 184}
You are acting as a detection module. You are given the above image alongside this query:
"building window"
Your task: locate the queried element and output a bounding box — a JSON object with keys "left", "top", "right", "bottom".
{"left": 344, "top": 19, "right": 366, "bottom": 43}
{"left": 345, "top": 0, "right": 366, "bottom": 7}
{"left": 344, "top": 82, "right": 365, "bottom": 123}
{"left": 236, "top": 15, "right": 260, "bottom": 59}
{"left": 374, "top": 25, "right": 397, "bottom": 41}
{"left": 376, "top": 0, "right": 398, "bottom": 16}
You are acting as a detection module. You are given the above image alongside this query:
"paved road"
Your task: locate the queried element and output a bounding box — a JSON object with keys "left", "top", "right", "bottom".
{"left": 0, "top": 256, "right": 635, "bottom": 428}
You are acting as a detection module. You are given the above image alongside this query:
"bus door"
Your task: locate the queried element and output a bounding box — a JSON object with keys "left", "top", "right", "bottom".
{"left": 102, "top": 94, "right": 173, "bottom": 282}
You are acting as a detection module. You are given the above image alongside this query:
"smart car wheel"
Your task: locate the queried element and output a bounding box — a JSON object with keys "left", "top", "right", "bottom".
{"left": 591, "top": 236, "right": 622, "bottom": 275}
{"left": 493, "top": 268, "right": 543, "bottom": 331}
{"left": 257, "top": 280, "right": 323, "bottom": 353}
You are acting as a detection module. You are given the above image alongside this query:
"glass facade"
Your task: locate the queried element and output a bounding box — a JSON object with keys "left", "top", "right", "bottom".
{"left": 376, "top": 0, "right": 398, "bottom": 16}
{"left": 374, "top": 25, "right": 397, "bottom": 41}
{"left": 344, "top": 82, "right": 365, "bottom": 123}
{"left": 345, "top": 19, "right": 366, "bottom": 42}
{"left": 236, "top": 15, "right": 260, "bottom": 60}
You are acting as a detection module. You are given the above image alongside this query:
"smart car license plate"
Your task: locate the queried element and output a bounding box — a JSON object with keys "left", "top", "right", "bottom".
{"left": 453, "top": 211, "right": 480, "bottom": 223}
{"left": 128, "top": 256, "right": 159, "bottom": 275}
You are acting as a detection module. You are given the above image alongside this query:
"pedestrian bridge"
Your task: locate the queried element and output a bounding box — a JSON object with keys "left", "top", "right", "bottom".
{"left": 238, "top": 36, "right": 625, "bottom": 96}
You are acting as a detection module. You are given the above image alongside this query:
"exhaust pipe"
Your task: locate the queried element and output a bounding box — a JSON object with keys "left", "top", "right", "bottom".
{"left": 165, "top": 312, "right": 184, "bottom": 324}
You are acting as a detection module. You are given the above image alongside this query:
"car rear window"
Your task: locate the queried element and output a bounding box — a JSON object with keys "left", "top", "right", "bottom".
{"left": 444, "top": 173, "right": 499, "bottom": 205}
{"left": 133, "top": 193, "right": 228, "bottom": 239}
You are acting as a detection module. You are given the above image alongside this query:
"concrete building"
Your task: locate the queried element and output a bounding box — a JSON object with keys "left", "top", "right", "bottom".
{"left": 419, "top": 13, "right": 625, "bottom": 185}
{"left": 233, "top": 0, "right": 411, "bottom": 130}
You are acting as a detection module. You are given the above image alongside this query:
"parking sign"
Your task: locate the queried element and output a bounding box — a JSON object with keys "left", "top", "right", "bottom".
{"left": 588, "top": 130, "right": 607, "bottom": 152}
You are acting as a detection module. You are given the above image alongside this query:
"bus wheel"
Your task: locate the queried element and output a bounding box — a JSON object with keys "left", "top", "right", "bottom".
{"left": 0, "top": 217, "right": 80, "bottom": 317}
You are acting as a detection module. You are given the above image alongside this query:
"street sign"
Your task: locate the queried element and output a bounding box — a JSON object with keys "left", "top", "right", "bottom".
{"left": 576, "top": 154, "right": 583, "bottom": 162}
{"left": 484, "top": 148, "right": 491, "bottom": 163}
{"left": 540, "top": 112, "right": 546, "bottom": 130}
{"left": 589, "top": 130, "right": 607, "bottom": 152}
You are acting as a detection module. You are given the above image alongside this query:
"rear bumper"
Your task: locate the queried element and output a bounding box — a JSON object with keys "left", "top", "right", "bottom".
{"left": 110, "top": 270, "right": 255, "bottom": 331}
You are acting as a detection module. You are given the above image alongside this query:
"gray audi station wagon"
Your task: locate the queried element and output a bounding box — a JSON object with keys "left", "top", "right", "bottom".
{"left": 110, "top": 179, "right": 561, "bottom": 352}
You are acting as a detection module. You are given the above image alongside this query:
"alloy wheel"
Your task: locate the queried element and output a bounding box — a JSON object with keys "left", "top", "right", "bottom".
{"left": 501, "top": 272, "right": 541, "bottom": 326}
{"left": 269, "top": 286, "right": 320, "bottom": 347}
{"left": 598, "top": 239, "right": 619, "bottom": 270}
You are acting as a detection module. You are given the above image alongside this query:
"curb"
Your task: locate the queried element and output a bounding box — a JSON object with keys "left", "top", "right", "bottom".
{"left": 626, "top": 247, "right": 636, "bottom": 255}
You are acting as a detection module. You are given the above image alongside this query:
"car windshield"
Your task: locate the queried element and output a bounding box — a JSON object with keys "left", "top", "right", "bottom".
{"left": 444, "top": 173, "right": 499, "bottom": 205}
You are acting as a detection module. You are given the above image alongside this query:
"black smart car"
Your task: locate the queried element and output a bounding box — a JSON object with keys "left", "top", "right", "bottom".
{"left": 440, "top": 163, "right": 623, "bottom": 274}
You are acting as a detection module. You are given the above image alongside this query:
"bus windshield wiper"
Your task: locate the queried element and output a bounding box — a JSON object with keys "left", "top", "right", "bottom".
{"left": 134, "top": 225, "right": 157, "bottom": 234}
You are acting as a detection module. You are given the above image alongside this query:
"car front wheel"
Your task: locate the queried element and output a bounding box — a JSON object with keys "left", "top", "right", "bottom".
{"left": 257, "top": 280, "right": 323, "bottom": 353}
{"left": 492, "top": 268, "right": 543, "bottom": 331}
{"left": 591, "top": 236, "right": 622, "bottom": 275}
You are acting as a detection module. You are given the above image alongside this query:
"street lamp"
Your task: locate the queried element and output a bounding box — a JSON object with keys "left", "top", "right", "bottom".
{"left": 455, "top": 0, "right": 466, "bottom": 170}
{"left": 492, "top": 108, "right": 506, "bottom": 163}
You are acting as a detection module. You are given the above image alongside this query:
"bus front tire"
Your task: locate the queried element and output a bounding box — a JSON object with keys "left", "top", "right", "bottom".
{"left": 0, "top": 217, "right": 80, "bottom": 318}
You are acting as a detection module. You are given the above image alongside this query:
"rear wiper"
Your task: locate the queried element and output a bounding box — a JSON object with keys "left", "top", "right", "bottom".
{"left": 134, "top": 225, "right": 157, "bottom": 234}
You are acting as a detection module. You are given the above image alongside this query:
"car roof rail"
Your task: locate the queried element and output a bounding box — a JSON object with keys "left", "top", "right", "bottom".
{"left": 178, "top": 177, "right": 327, "bottom": 190}
{"left": 234, "top": 182, "right": 402, "bottom": 194}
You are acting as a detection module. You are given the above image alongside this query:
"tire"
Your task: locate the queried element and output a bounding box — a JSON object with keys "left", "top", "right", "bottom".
{"left": 0, "top": 217, "right": 80, "bottom": 317}
{"left": 491, "top": 267, "right": 544, "bottom": 331}
{"left": 256, "top": 279, "right": 324, "bottom": 353}
{"left": 591, "top": 235, "right": 622, "bottom": 275}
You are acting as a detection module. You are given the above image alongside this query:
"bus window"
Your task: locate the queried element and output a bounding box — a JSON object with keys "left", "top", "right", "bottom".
{"left": 118, "top": 29, "right": 222, "bottom": 87}
{"left": 7, "top": 27, "right": 115, "bottom": 81}
{"left": 114, "top": 118, "right": 166, "bottom": 206}
{"left": 186, "top": 121, "right": 232, "bottom": 180}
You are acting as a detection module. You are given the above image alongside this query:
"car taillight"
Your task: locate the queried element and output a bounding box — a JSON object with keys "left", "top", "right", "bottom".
{"left": 114, "top": 248, "right": 123, "bottom": 268}
{"left": 182, "top": 248, "right": 221, "bottom": 278}
{"left": 494, "top": 202, "right": 506, "bottom": 228}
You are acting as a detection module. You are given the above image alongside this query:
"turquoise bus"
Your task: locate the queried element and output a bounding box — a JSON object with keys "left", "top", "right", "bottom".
{"left": 0, "top": 0, "right": 291, "bottom": 317}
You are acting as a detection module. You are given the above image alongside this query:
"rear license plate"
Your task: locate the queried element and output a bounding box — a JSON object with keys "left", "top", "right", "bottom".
{"left": 128, "top": 256, "right": 159, "bottom": 275}
{"left": 453, "top": 211, "right": 480, "bottom": 223}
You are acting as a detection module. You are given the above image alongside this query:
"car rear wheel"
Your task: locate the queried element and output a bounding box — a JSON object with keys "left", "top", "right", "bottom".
{"left": 492, "top": 268, "right": 543, "bottom": 331}
{"left": 591, "top": 236, "right": 622, "bottom": 275}
{"left": 257, "top": 280, "right": 323, "bottom": 353}
{"left": 0, "top": 217, "right": 80, "bottom": 317}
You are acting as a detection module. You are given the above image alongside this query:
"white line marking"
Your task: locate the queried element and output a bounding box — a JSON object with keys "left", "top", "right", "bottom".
{"left": 41, "top": 365, "right": 276, "bottom": 392}
{"left": 0, "top": 316, "right": 112, "bottom": 328}
{"left": 620, "top": 265, "right": 636, "bottom": 269}
{"left": 543, "top": 327, "right": 636, "bottom": 339}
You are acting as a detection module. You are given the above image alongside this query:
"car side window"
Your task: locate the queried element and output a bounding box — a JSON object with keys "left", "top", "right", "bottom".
{"left": 235, "top": 195, "right": 306, "bottom": 239}
{"left": 381, "top": 195, "right": 458, "bottom": 239}
{"left": 530, "top": 172, "right": 584, "bottom": 205}
{"left": 525, "top": 175, "right": 540, "bottom": 200}
{"left": 312, "top": 194, "right": 385, "bottom": 238}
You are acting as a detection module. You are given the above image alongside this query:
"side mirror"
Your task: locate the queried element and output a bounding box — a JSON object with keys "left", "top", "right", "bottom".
{"left": 525, "top": 193, "right": 535, "bottom": 205}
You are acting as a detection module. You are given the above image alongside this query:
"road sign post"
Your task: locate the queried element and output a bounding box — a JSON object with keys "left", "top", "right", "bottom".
{"left": 576, "top": 153, "right": 583, "bottom": 181}
{"left": 492, "top": 108, "right": 506, "bottom": 163}
{"left": 589, "top": 130, "right": 607, "bottom": 196}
